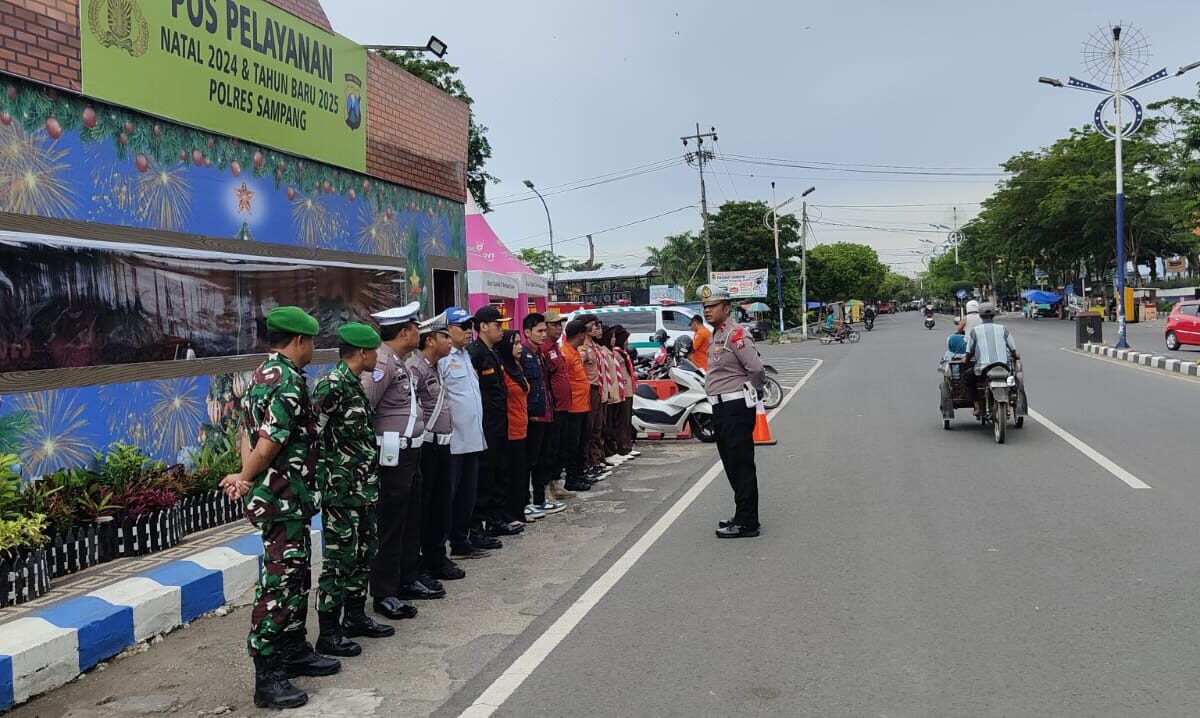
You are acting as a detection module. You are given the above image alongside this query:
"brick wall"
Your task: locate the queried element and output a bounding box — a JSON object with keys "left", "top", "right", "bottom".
{"left": 366, "top": 53, "right": 468, "bottom": 203}
{"left": 264, "top": 0, "right": 331, "bottom": 32}
{"left": 0, "top": 0, "right": 467, "bottom": 202}
{"left": 0, "top": 0, "right": 81, "bottom": 91}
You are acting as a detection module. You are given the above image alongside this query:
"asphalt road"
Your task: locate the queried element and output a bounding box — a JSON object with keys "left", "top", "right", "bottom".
{"left": 446, "top": 313, "right": 1200, "bottom": 717}
{"left": 20, "top": 315, "right": 1200, "bottom": 717}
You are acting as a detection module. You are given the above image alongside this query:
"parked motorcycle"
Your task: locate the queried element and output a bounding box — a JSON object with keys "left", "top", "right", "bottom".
{"left": 760, "top": 364, "right": 783, "bottom": 410}
{"left": 632, "top": 359, "right": 715, "bottom": 442}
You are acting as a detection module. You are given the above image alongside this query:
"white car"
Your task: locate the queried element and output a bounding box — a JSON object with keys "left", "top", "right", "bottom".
{"left": 566, "top": 305, "right": 704, "bottom": 350}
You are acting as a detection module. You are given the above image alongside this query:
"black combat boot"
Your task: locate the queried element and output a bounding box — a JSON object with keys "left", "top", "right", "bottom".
{"left": 315, "top": 609, "right": 362, "bottom": 657}
{"left": 342, "top": 597, "right": 396, "bottom": 638}
{"left": 253, "top": 653, "right": 308, "bottom": 710}
{"left": 279, "top": 630, "right": 342, "bottom": 678}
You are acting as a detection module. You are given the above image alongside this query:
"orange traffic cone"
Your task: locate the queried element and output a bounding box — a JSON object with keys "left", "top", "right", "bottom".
{"left": 752, "top": 402, "right": 776, "bottom": 446}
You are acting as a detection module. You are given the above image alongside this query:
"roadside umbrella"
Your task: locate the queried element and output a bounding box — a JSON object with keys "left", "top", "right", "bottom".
{"left": 743, "top": 301, "right": 770, "bottom": 314}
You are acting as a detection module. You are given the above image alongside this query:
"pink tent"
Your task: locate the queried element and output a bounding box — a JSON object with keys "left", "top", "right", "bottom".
{"left": 466, "top": 197, "right": 548, "bottom": 326}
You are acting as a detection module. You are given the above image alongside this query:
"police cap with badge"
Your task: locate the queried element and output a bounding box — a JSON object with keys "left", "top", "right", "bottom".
{"left": 697, "top": 284, "right": 732, "bottom": 306}
{"left": 419, "top": 311, "right": 451, "bottom": 336}
{"left": 371, "top": 302, "right": 422, "bottom": 329}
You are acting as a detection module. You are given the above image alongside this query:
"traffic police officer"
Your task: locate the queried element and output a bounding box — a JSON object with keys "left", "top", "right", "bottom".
{"left": 312, "top": 322, "right": 396, "bottom": 661}
{"left": 220, "top": 306, "right": 339, "bottom": 710}
{"left": 407, "top": 312, "right": 464, "bottom": 587}
{"left": 699, "top": 285, "right": 767, "bottom": 539}
{"left": 362, "top": 302, "right": 427, "bottom": 618}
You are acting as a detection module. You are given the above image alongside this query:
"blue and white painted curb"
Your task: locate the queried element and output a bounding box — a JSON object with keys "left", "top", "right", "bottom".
{"left": 1083, "top": 343, "right": 1200, "bottom": 377}
{"left": 0, "top": 519, "right": 324, "bottom": 710}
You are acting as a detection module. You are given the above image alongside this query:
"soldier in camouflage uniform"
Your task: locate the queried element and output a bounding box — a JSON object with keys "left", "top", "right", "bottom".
{"left": 312, "top": 323, "right": 396, "bottom": 658}
{"left": 220, "top": 306, "right": 340, "bottom": 711}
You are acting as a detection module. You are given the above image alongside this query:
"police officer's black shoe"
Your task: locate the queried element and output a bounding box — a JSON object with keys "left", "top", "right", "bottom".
{"left": 418, "top": 571, "right": 449, "bottom": 590}
{"left": 564, "top": 480, "right": 593, "bottom": 493}
{"left": 469, "top": 529, "right": 503, "bottom": 550}
{"left": 715, "top": 524, "right": 760, "bottom": 539}
{"left": 396, "top": 579, "right": 446, "bottom": 600}
{"left": 372, "top": 596, "right": 419, "bottom": 621}
{"left": 450, "top": 543, "right": 491, "bottom": 559}
{"left": 253, "top": 654, "right": 308, "bottom": 709}
{"left": 316, "top": 610, "right": 362, "bottom": 657}
{"left": 279, "top": 632, "right": 342, "bottom": 677}
{"left": 343, "top": 598, "right": 396, "bottom": 638}
{"left": 718, "top": 518, "right": 737, "bottom": 529}
{"left": 430, "top": 561, "right": 467, "bottom": 580}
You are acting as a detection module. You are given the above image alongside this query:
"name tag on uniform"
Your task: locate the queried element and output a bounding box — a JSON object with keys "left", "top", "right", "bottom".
{"left": 481, "top": 368, "right": 496, "bottom": 376}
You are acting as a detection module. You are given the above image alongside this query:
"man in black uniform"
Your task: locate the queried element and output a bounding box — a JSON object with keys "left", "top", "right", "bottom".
{"left": 699, "top": 285, "right": 767, "bottom": 539}
{"left": 466, "top": 306, "right": 521, "bottom": 538}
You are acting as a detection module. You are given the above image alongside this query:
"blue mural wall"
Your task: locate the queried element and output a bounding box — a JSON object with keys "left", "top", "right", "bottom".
{"left": 0, "top": 75, "right": 465, "bottom": 475}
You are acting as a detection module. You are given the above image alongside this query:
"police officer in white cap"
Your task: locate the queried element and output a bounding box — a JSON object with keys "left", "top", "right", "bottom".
{"left": 362, "top": 302, "right": 427, "bottom": 619}
{"left": 698, "top": 284, "right": 766, "bottom": 539}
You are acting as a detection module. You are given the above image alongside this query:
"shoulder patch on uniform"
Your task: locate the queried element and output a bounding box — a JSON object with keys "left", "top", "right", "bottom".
{"left": 735, "top": 339, "right": 746, "bottom": 349}
{"left": 730, "top": 326, "right": 744, "bottom": 342}
{"left": 372, "top": 368, "right": 385, "bottom": 382}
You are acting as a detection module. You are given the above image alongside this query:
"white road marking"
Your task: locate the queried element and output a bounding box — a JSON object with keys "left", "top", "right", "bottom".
{"left": 1027, "top": 409, "right": 1151, "bottom": 490}
{"left": 459, "top": 360, "right": 823, "bottom": 717}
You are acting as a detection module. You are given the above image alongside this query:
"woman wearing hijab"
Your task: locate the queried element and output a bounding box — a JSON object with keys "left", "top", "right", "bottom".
{"left": 496, "top": 330, "right": 534, "bottom": 528}
{"left": 612, "top": 326, "right": 639, "bottom": 460}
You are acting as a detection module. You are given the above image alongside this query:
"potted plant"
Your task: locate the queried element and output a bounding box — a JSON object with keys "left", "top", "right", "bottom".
{"left": 0, "top": 513, "right": 50, "bottom": 607}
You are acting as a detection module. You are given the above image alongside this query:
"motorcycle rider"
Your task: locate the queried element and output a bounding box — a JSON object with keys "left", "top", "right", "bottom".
{"left": 957, "top": 300, "right": 982, "bottom": 336}
{"left": 863, "top": 303, "right": 877, "bottom": 329}
{"left": 963, "top": 302, "right": 1019, "bottom": 416}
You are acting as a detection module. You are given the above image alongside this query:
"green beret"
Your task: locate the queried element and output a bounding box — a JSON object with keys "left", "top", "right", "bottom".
{"left": 338, "top": 322, "right": 381, "bottom": 349}
{"left": 266, "top": 306, "right": 319, "bottom": 336}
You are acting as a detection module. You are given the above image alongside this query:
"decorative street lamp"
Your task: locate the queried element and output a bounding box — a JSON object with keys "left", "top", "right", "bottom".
{"left": 1039, "top": 24, "right": 1199, "bottom": 349}
{"left": 765, "top": 184, "right": 815, "bottom": 334}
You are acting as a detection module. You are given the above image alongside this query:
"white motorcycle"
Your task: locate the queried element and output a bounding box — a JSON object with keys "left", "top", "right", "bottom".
{"left": 632, "top": 359, "right": 716, "bottom": 442}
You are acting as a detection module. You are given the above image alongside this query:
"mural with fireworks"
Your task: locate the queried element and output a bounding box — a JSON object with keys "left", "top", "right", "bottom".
{"left": 0, "top": 75, "right": 466, "bottom": 475}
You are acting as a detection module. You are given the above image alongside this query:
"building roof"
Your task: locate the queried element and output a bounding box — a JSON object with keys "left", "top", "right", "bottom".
{"left": 544, "top": 266, "right": 659, "bottom": 283}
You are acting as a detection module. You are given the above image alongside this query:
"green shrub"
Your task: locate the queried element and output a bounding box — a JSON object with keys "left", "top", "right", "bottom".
{"left": 0, "top": 454, "right": 24, "bottom": 520}
{"left": 188, "top": 425, "right": 241, "bottom": 496}
{"left": 94, "top": 443, "right": 164, "bottom": 494}
{"left": 0, "top": 514, "right": 48, "bottom": 556}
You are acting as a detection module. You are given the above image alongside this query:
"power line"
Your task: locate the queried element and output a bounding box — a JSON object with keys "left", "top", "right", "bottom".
{"left": 721, "top": 155, "right": 1006, "bottom": 177}
{"left": 488, "top": 157, "right": 683, "bottom": 202}
{"left": 490, "top": 159, "right": 687, "bottom": 207}
{"left": 514, "top": 205, "right": 698, "bottom": 251}
{"left": 713, "top": 140, "right": 741, "bottom": 201}
{"left": 722, "top": 153, "right": 1003, "bottom": 172}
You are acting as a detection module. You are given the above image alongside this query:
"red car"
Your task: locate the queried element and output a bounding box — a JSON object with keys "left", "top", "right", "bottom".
{"left": 1165, "top": 300, "right": 1200, "bottom": 350}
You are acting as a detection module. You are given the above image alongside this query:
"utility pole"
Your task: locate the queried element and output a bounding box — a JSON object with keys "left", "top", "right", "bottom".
{"left": 801, "top": 201, "right": 811, "bottom": 339}
{"left": 681, "top": 123, "right": 717, "bottom": 282}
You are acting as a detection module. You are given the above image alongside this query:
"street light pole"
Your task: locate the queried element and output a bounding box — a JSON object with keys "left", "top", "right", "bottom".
{"left": 770, "top": 183, "right": 784, "bottom": 335}
{"left": 1039, "top": 25, "right": 1200, "bottom": 349}
{"left": 801, "top": 198, "right": 812, "bottom": 339}
{"left": 523, "top": 180, "right": 555, "bottom": 285}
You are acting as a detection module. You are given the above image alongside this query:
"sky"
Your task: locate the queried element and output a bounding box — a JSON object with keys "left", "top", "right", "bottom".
{"left": 324, "top": 0, "right": 1200, "bottom": 277}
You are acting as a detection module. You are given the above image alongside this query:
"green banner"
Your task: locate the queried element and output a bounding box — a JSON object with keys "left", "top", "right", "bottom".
{"left": 81, "top": 0, "right": 367, "bottom": 172}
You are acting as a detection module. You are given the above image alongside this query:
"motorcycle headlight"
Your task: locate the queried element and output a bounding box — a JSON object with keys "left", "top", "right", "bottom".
{"left": 1006, "top": 375, "right": 1017, "bottom": 387}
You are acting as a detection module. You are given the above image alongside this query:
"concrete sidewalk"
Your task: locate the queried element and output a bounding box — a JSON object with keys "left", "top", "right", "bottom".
{"left": 0, "top": 519, "right": 324, "bottom": 710}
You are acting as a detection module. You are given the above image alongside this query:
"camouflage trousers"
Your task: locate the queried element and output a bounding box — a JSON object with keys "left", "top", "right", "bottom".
{"left": 247, "top": 519, "right": 311, "bottom": 657}
{"left": 316, "top": 505, "right": 378, "bottom": 613}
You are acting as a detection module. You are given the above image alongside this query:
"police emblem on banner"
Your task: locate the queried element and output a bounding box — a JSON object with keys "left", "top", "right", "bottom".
{"left": 88, "top": 0, "right": 150, "bottom": 57}
{"left": 345, "top": 73, "right": 363, "bottom": 130}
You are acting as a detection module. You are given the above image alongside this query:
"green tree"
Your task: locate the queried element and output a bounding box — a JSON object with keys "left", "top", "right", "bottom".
{"left": 378, "top": 51, "right": 498, "bottom": 212}
{"left": 706, "top": 201, "right": 804, "bottom": 321}
{"left": 806, "top": 243, "right": 888, "bottom": 303}
{"left": 646, "top": 232, "right": 705, "bottom": 293}
{"left": 515, "top": 248, "right": 557, "bottom": 274}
